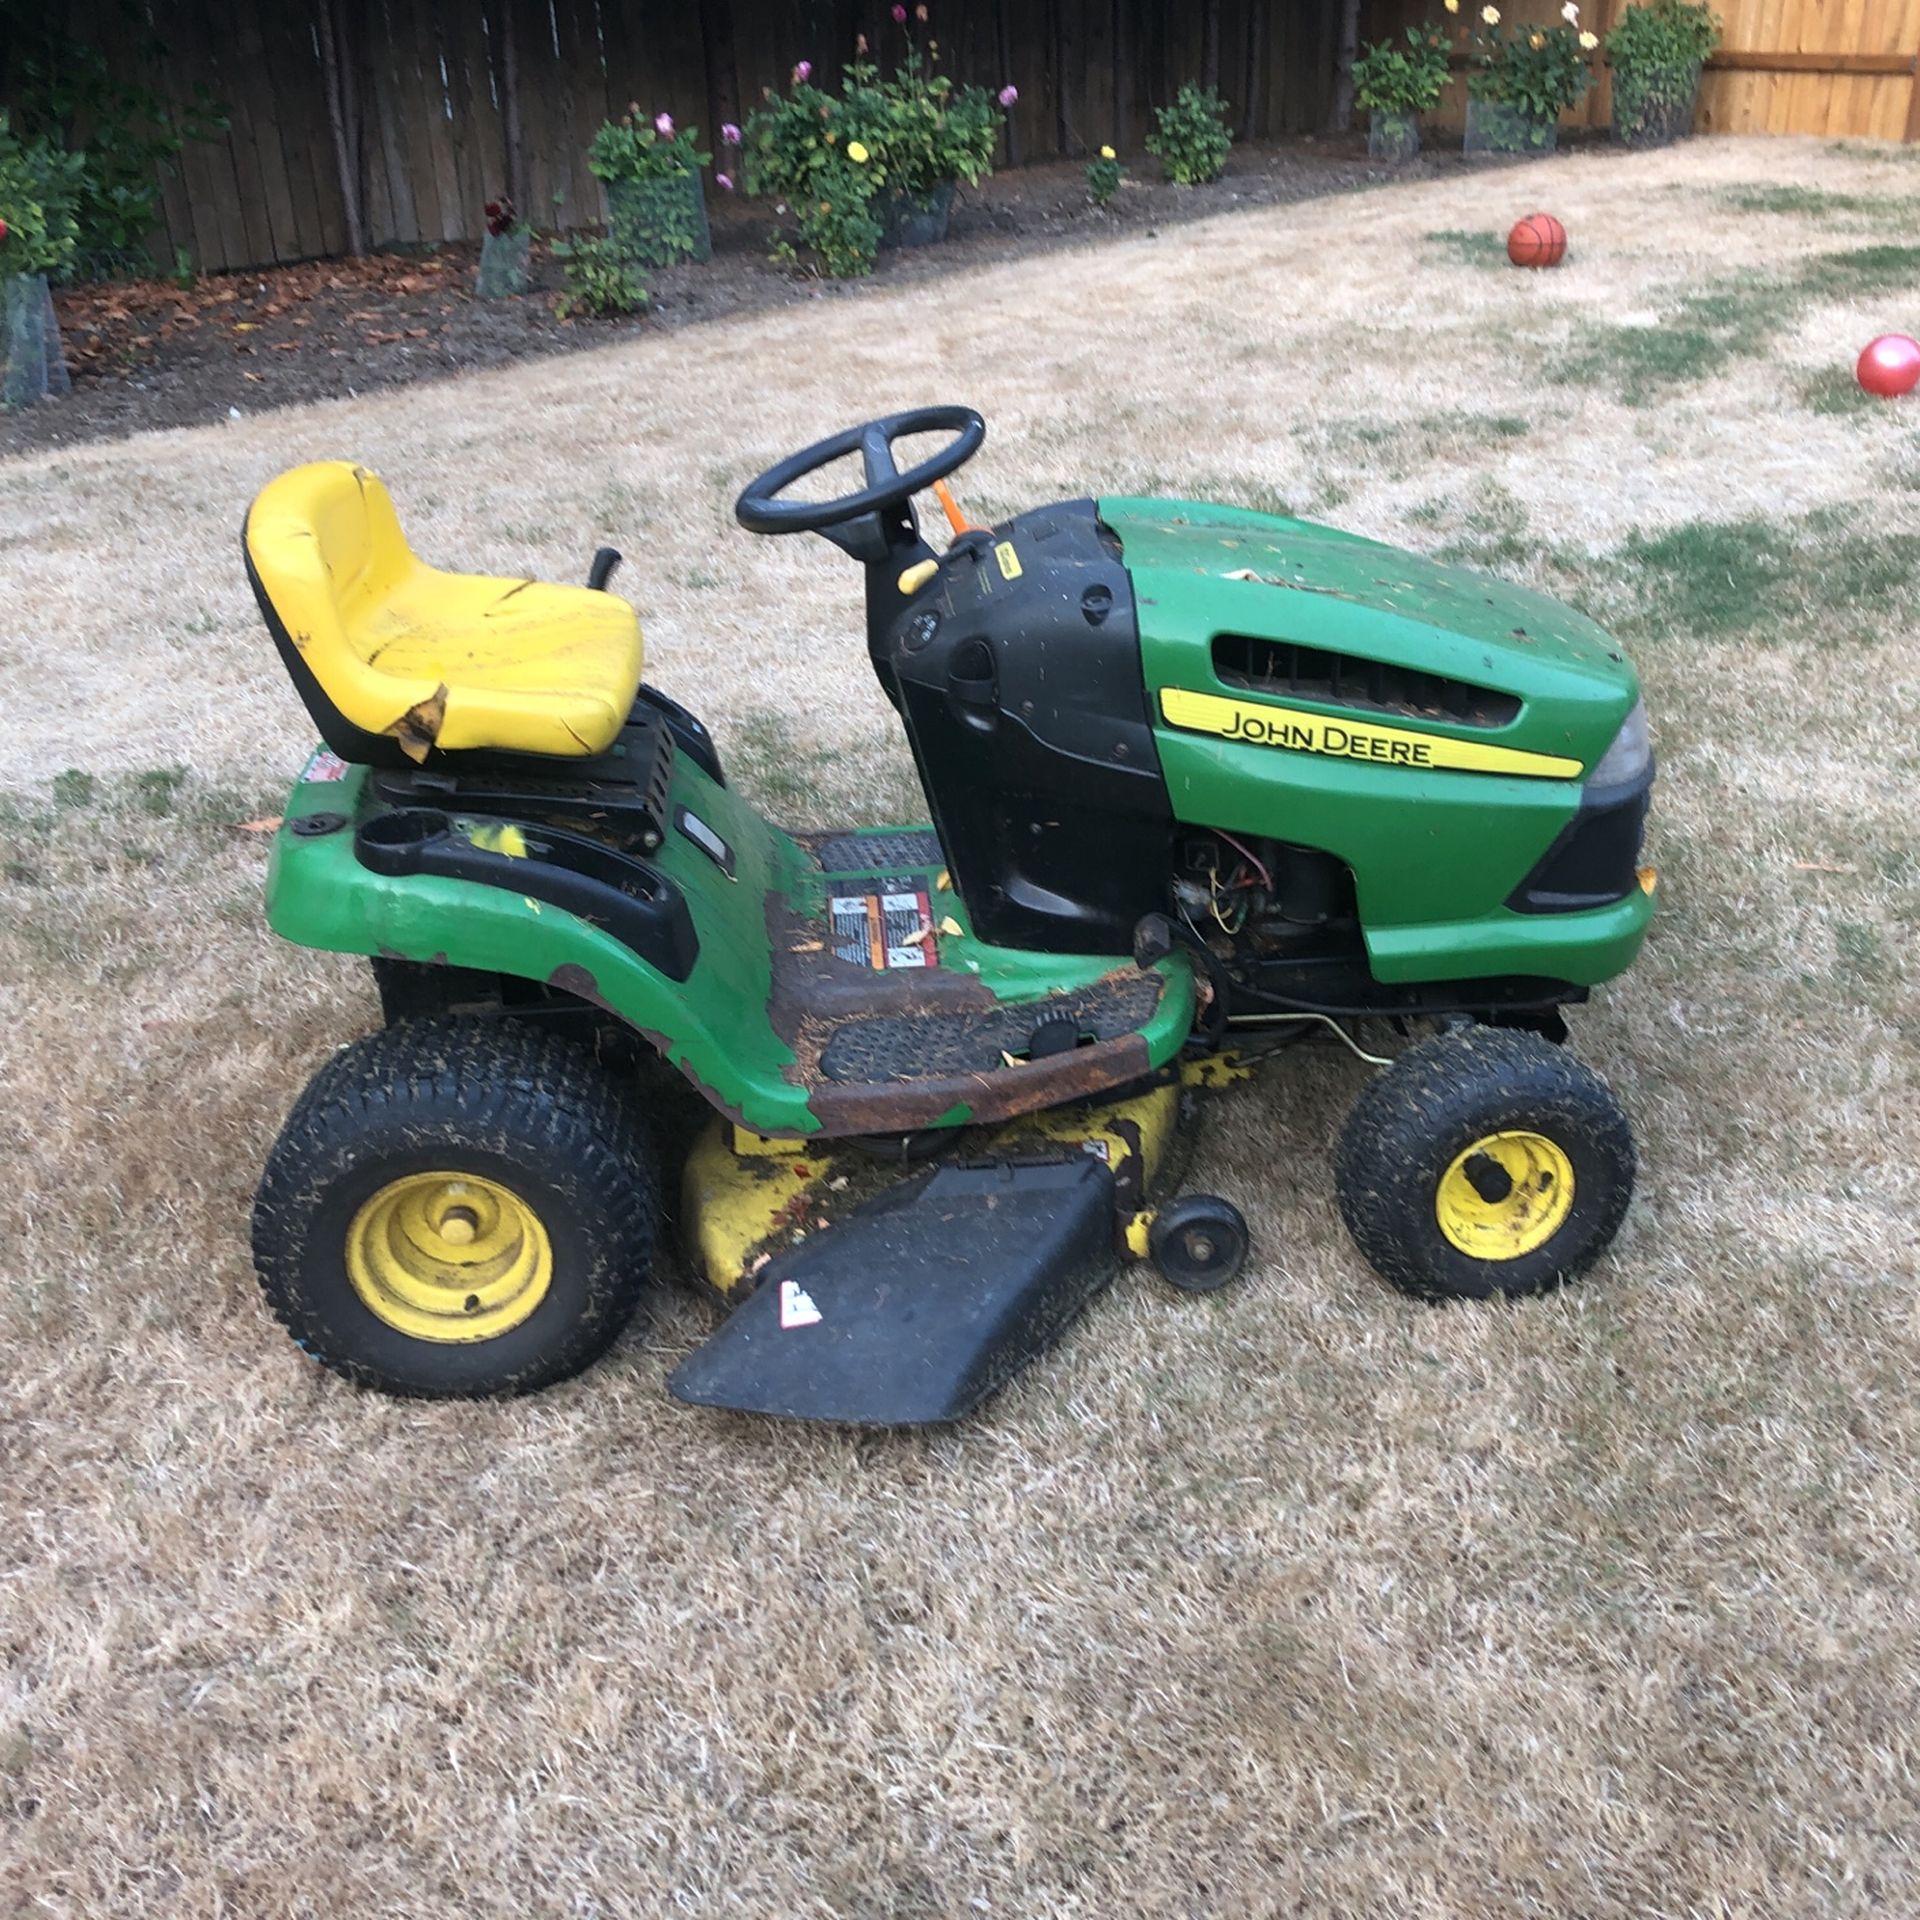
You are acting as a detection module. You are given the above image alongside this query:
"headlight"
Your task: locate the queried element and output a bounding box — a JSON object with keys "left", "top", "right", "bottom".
{"left": 1588, "top": 696, "right": 1650, "bottom": 787}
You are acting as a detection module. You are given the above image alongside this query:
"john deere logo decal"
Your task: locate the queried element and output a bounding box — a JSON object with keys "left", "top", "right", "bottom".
{"left": 1159, "top": 686, "right": 1580, "bottom": 780}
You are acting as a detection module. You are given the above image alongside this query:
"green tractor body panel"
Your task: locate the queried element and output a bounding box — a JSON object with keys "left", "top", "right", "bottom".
{"left": 268, "top": 747, "right": 1197, "bottom": 1137}
{"left": 1101, "top": 496, "right": 1654, "bottom": 985}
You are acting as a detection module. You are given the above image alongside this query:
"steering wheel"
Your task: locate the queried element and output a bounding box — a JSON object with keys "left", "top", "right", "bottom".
{"left": 734, "top": 405, "right": 984, "bottom": 536}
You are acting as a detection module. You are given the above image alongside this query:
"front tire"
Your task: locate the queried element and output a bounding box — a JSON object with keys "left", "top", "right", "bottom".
{"left": 1334, "top": 1026, "right": 1634, "bottom": 1303}
{"left": 252, "top": 1017, "right": 657, "bottom": 1396}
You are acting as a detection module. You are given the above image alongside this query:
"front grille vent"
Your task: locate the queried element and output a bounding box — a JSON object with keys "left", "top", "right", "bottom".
{"left": 1213, "top": 634, "right": 1521, "bottom": 730}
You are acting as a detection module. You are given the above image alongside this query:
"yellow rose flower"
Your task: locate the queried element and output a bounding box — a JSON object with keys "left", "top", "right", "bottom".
{"left": 1482, "top": 3, "right": 1499, "bottom": 19}
{"left": 847, "top": 139, "right": 870, "bottom": 163}
{"left": 1444, "top": 0, "right": 1459, "bottom": 12}
{"left": 1529, "top": 29, "right": 1545, "bottom": 45}
{"left": 1579, "top": 28, "right": 1599, "bottom": 46}
{"left": 1100, "top": 144, "right": 1116, "bottom": 160}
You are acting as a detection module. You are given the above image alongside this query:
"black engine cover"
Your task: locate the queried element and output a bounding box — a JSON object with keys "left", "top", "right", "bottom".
{"left": 880, "top": 500, "right": 1172, "bottom": 953}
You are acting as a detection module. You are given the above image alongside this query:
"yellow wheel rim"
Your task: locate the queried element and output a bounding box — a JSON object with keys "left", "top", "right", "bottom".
{"left": 345, "top": 1171, "right": 553, "bottom": 1343}
{"left": 1435, "top": 1131, "right": 1575, "bottom": 1261}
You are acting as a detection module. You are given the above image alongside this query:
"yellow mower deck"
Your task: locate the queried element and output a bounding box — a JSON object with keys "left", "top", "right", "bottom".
{"left": 681, "top": 1076, "right": 1194, "bottom": 1300}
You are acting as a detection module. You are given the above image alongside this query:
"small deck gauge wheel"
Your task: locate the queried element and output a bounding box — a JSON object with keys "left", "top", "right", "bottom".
{"left": 1150, "top": 1194, "right": 1250, "bottom": 1293}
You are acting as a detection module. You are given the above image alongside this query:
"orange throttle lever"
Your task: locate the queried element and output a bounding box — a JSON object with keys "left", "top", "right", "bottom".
{"left": 932, "top": 478, "right": 985, "bottom": 540}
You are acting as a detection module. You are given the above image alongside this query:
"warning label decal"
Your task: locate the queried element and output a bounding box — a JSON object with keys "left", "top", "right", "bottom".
{"left": 301, "top": 747, "right": 350, "bottom": 784}
{"left": 829, "top": 875, "right": 939, "bottom": 971}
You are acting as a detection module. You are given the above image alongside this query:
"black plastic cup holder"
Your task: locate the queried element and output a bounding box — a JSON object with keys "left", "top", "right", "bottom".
{"left": 356, "top": 807, "right": 451, "bottom": 873}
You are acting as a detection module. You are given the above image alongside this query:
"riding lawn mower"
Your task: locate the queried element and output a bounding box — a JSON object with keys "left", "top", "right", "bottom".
{"left": 242, "top": 405, "right": 1656, "bottom": 1425}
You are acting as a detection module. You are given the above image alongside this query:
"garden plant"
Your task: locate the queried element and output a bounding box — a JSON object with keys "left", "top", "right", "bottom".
{"left": 1145, "top": 84, "right": 1233, "bottom": 185}
{"left": 1353, "top": 24, "right": 1453, "bottom": 160}
{"left": 590, "top": 108, "right": 712, "bottom": 267}
{"left": 1087, "top": 144, "right": 1123, "bottom": 206}
{"left": 1453, "top": 0, "right": 1600, "bottom": 155}
{"left": 0, "top": 17, "right": 225, "bottom": 279}
{"left": 1606, "top": 0, "right": 1721, "bottom": 147}
{"left": 475, "top": 195, "right": 532, "bottom": 298}
{"left": 551, "top": 233, "right": 648, "bottom": 318}
{"left": 743, "top": 9, "right": 1012, "bottom": 278}
{"left": 0, "top": 109, "right": 80, "bottom": 407}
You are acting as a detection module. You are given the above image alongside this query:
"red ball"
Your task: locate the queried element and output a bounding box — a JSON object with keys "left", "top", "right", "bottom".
{"left": 1857, "top": 334, "right": 1920, "bottom": 399}
{"left": 1507, "top": 212, "right": 1567, "bottom": 270}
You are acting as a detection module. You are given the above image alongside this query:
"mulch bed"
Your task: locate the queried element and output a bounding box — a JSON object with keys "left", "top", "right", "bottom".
{"left": 0, "top": 135, "right": 1548, "bottom": 456}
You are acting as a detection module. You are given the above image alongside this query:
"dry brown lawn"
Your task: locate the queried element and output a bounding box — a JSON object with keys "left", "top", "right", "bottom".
{"left": 4, "top": 135, "right": 1920, "bottom": 1917}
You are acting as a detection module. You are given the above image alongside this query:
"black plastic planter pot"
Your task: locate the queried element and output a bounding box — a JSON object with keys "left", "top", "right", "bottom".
{"left": 878, "top": 180, "right": 956, "bottom": 250}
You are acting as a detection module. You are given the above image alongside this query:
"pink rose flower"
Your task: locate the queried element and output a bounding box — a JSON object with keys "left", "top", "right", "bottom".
{"left": 716, "top": 172, "right": 734, "bottom": 191}
{"left": 721, "top": 122, "right": 742, "bottom": 146}
{"left": 998, "top": 84, "right": 1018, "bottom": 106}
{"left": 793, "top": 59, "right": 812, "bottom": 83}
{"left": 654, "top": 112, "right": 674, "bottom": 136}
{"left": 892, "top": 4, "right": 907, "bottom": 20}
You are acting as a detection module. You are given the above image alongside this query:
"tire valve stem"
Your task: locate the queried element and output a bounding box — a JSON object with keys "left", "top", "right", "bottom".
{"left": 1463, "top": 1152, "right": 1514, "bottom": 1205}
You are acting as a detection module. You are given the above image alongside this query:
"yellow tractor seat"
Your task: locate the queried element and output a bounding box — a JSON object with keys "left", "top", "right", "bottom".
{"left": 244, "top": 461, "right": 644, "bottom": 766}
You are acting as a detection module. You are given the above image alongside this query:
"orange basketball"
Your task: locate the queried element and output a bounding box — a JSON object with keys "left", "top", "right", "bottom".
{"left": 1507, "top": 212, "right": 1567, "bottom": 269}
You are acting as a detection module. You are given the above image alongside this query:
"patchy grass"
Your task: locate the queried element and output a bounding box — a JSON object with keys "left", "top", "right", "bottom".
{"left": 1798, "top": 365, "right": 1879, "bottom": 415}
{"left": 1425, "top": 227, "right": 1509, "bottom": 266}
{"left": 4, "top": 138, "right": 1920, "bottom": 1918}
{"left": 1720, "top": 183, "right": 1918, "bottom": 219}
{"left": 1434, "top": 477, "right": 1540, "bottom": 570}
{"left": 1573, "top": 245, "right": 1920, "bottom": 405}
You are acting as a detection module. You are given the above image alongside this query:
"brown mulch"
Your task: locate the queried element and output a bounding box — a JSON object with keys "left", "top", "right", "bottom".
{"left": 0, "top": 133, "right": 1551, "bottom": 457}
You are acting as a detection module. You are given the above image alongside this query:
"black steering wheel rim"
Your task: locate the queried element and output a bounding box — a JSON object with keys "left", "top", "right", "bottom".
{"left": 734, "top": 405, "right": 985, "bottom": 536}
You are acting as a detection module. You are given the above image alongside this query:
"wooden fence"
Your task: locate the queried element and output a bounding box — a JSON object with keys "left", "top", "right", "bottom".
{"left": 38, "top": 0, "right": 1344, "bottom": 274}
{"left": 1365, "top": 0, "right": 1920, "bottom": 141}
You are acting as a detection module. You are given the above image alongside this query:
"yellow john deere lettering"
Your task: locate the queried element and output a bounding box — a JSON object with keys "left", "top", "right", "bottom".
{"left": 994, "top": 541, "right": 1023, "bottom": 581}
{"left": 1159, "top": 687, "right": 1581, "bottom": 780}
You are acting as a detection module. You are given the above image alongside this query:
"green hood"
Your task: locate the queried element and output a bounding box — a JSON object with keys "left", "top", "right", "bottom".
{"left": 1102, "top": 496, "right": 1637, "bottom": 770}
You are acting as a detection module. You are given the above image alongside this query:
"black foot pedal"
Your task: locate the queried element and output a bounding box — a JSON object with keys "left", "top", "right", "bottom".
{"left": 667, "top": 1156, "right": 1117, "bottom": 1426}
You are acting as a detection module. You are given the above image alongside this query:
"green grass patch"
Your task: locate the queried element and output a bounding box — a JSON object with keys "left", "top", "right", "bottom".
{"left": 1719, "top": 184, "right": 1915, "bottom": 219}
{"left": 1828, "top": 139, "right": 1920, "bottom": 165}
{"left": 1435, "top": 478, "right": 1536, "bottom": 571}
{"left": 1424, "top": 228, "right": 1507, "bottom": 267}
{"left": 1613, "top": 513, "right": 1920, "bottom": 647}
{"left": 1311, "top": 412, "right": 1529, "bottom": 493}
{"left": 1570, "top": 246, "right": 1920, "bottom": 406}
{"left": 1815, "top": 243, "right": 1920, "bottom": 298}
{"left": 1620, "top": 521, "right": 1791, "bottom": 636}
{"left": 1796, "top": 366, "right": 1878, "bottom": 416}
{"left": 1122, "top": 471, "right": 1296, "bottom": 519}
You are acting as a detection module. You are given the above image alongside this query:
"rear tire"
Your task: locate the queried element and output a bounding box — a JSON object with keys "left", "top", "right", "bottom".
{"left": 252, "top": 1017, "right": 656, "bottom": 1396}
{"left": 1334, "top": 1026, "right": 1634, "bottom": 1303}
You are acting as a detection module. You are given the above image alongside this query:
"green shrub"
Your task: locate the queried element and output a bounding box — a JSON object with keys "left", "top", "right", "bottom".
{"left": 1461, "top": 9, "right": 1598, "bottom": 121}
{"left": 743, "top": 29, "right": 1009, "bottom": 279}
{"left": 551, "top": 235, "right": 648, "bottom": 318}
{"left": 0, "top": 111, "right": 84, "bottom": 282}
{"left": 588, "top": 110, "right": 711, "bottom": 188}
{"left": 1087, "top": 144, "right": 1123, "bottom": 207}
{"left": 1608, "top": 0, "right": 1719, "bottom": 77}
{"left": 1, "top": 21, "right": 225, "bottom": 278}
{"left": 1354, "top": 26, "right": 1452, "bottom": 117}
{"left": 1145, "top": 84, "right": 1232, "bottom": 186}
{"left": 1608, "top": 0, "right": 1720, "bottom": 141}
